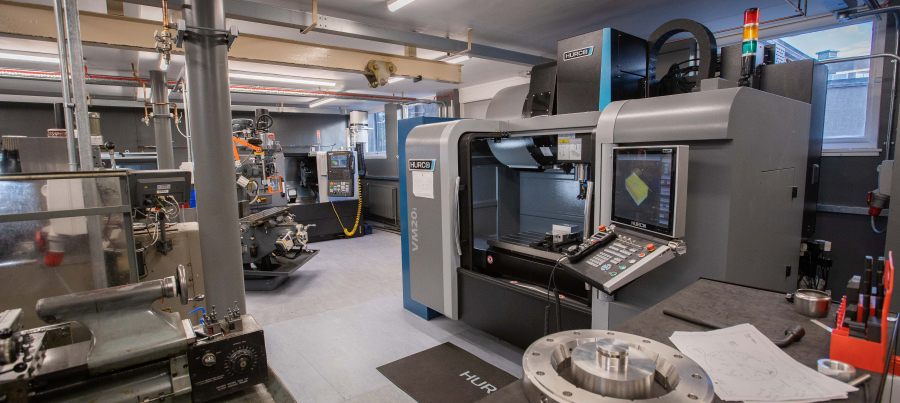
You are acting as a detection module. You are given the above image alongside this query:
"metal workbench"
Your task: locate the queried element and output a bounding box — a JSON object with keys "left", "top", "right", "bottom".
{"left": 480, "top": 279, "right": 882, "bottom": 403}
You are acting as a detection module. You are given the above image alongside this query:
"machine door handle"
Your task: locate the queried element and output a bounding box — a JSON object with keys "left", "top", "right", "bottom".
{"left": 454, "top": 176, "right": 462, "bottom": 256}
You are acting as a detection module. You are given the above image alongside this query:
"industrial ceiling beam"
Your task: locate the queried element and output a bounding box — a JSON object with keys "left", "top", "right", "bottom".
{"left": 0, "top": 0, "right": 462, "bottom": 83}
{"left": 119, "top": 0, "right": 553, "bottom": 66}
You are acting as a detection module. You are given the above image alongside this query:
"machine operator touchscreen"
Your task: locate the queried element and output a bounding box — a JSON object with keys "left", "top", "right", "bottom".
{"left": 331, "top": 154, "right": 349, "bottom": 167}
{"left": 559, "top": 145, "right": 687, "bottom": 293}
{"left": 611, "top": 147, "right": 679, "bottom": 238}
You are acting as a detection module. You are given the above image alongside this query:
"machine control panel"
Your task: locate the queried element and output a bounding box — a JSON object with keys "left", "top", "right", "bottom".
{"left": 127, "top": 170, "right": 192, "bottom": 209}
{"left": 561, "top": 226, "right": 680, "bottom": 294}
{"left": 328, "top": 180, "right": 354, "bottom": 197}
{"left": 187, "top": 315, "right": 268, "bottom": 403}
{"left": 327, "top": 151, "right": 355, "bottom": 197}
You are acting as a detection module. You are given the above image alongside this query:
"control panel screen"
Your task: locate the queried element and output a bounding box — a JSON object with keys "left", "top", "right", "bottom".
{"left": 331, "top": 154, "right": 348, "bottom": 167}
{"left": 611, "top": 147, "right": 678, "bottom": 237}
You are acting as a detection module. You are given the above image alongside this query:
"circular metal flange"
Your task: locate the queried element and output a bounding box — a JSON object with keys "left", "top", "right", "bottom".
{"left": 176, "top": 264, "right": 190, "bottom": 306}
{"left": 522, "top": 330, "right": 715, "bottom": 403}
{"left": 817, "top": 359, "right": 856, "bottom": 382}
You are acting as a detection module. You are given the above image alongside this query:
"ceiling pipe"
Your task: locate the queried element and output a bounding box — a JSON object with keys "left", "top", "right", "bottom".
{"left": 0, "top": 68, "right": 438, "bottom": 104}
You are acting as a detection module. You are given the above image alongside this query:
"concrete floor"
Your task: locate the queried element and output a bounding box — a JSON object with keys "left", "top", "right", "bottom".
{"left": 246, "top": 230, "right": 524, "bottom": 403}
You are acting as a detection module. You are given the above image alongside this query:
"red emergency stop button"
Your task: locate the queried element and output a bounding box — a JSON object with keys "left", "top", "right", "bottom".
{"left": 646, "top": 244, "right": 655, "bottom": 252}
{"left": 598, "top": 225, "right": 607, "bottom": 232}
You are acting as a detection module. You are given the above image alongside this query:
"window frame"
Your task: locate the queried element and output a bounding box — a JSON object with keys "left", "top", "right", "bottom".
{"left": 762, "top": 20, "right": 882, "bottom": 156}
{"left": 365, "top": 108, "right": 388, "bottom": 158}
{"left": 815, "top": 22, "right": 880, "bottom": 154}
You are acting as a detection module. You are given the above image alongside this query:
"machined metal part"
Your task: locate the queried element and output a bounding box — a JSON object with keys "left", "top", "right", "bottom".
{"left": 0, "top": 337, "right": 19, "bottom": 366}
{"left": 0, "top": 309, "right": 22, "bottom": 334}
{"left": 817, "top": 359, "right": 856, "bottom": 382}
{"left": 849, "top": 374, "right": 872, "bottom": 387}
{"left": 793, "top": 289, "right": 831, "bottom": 318}
{"left": 522, "top": 330, "right": 714, "bottom": 403}
{"left": 34, "top": 277, "right": 189, "bottom": 374}
{"left": 0, "top": 331, "right": 46, "bottom": 384}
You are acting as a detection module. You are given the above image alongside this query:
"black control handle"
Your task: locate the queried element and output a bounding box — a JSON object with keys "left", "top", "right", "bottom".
{"left": 566, "top": 232, "right": 617, "bottom": 263}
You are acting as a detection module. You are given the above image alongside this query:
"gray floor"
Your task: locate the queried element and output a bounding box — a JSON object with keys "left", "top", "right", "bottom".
{"left": 246, "top": 230, "right": 524, "bottom": 403}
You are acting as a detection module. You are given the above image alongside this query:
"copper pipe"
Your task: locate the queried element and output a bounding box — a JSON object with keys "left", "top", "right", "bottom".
{"left": 161, "top": 0, "right": 170, "bottom": 29}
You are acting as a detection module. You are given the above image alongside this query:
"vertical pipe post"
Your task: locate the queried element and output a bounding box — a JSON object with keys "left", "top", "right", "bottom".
{"left": 150, "top": 70, "right": 176, "bottom": 169}
{"left": 52, "top": 0, "right": 77, "bottom": 172}
{"left": 58, "top": 0, "right": 108, "bottom": 288}
{"left": 182, "top": 73, "right": 194, "bottom": 163}
{"left": 182, "top": 0, "right": 246, "bottom": 311}
{"left": 61, "top": 0, "right": 97, "bottom": 171}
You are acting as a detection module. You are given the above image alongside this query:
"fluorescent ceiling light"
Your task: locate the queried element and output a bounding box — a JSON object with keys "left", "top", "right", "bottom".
{"left": 445, "top": 55, "right": 470, "bottom": 64}
{"left": 388, "top": 0, "right": 415, "bottom": 12}
{"left": 309, "top": 98, "right": 337, "bottom": 108}
{"left": 0, "top": 52, "right": 59, "bottom": 64}
{"left": 388, "top": 77, "right": 405, "bottom": 84}
{"left": 229, "top": 72, "right": 336, "bottom": 87}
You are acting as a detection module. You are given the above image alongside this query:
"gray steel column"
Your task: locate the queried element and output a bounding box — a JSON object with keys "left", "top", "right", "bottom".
{"left": 52, "top": 0, "right": 76, "bottom": 172}
{"left": 150, "top": 70, "right": 175, "bottom": 169}
{"left": 58, "top": 0, "right": 107, "bottom": 288}
{"left": 61, "top": 0, "right": 97, "bottom": 171}
{"left": 182, "top": 0, "right": 246, "bottom": 311}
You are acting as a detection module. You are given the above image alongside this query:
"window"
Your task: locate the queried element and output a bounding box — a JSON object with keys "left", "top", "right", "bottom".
{"left": 405, "top": 103, "right": 438, "bottom": 118}
{"left": 366, "top": 111, "right": 387, "bottom": 155}
{"left": 764, "top": 22, "right": 876, "bottom": 152}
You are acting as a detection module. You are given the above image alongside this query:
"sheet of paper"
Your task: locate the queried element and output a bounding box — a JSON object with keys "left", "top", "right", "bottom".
{"left": 412, "top": 171, "right": 434, "bottom": 199}
{"left": 669, "top": 324, "right": 856, "bottom": 402}
{"left": 557, "top": 134, "right": 582, "bottom": 160}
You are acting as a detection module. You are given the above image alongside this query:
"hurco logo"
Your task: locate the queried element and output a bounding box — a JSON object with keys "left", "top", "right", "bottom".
{"left": 631, "top": 221, "right": 647, "bottom": 229}
{"left": 408, "top": 159, "right": 435, "bottom": 170}
{"left": 564, "top": 46, "right": 594, "bottom": 61}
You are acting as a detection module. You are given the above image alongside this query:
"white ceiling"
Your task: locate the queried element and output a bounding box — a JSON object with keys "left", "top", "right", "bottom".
{"left": 253, "top": 0, "right": 835, "bottom": 55}
{"left": 0, "top": 0, "right": 842, "bottom": 112}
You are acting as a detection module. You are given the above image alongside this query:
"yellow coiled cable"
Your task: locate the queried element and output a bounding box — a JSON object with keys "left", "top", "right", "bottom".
{"left": 331, "top": 180, "right": 363, "bottom": 236}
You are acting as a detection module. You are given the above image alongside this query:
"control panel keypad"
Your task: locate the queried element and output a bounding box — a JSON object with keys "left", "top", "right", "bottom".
{"left": 328, "top": 180, "right": 353, "bottom": 197}
{"left": 582, "top": 240, "right": 658, "bottom": 278}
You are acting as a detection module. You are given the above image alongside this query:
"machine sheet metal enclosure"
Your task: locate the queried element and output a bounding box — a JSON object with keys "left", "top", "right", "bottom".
{"left": 404, "top": 85, "right": 811, "bottom": 342}
{"left": 0, "top": 171, "right": 138, "bottom": 329}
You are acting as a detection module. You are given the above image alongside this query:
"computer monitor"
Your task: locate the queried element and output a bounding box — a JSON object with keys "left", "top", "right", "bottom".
{"left": 610, "top": 145, "right": 688, "bottom": 239}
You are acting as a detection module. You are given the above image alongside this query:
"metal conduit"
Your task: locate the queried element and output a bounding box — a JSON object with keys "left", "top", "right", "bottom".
{"left": 0, "top": 68, "right": 439, "bottom": 104}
